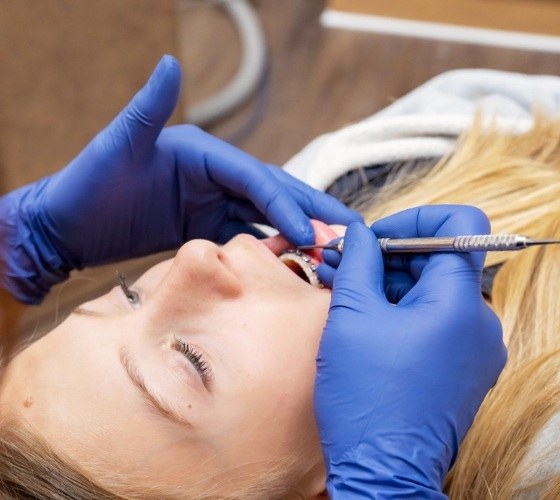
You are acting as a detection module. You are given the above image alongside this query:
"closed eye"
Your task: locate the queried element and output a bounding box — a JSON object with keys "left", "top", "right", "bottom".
{"left": 172, "top": 337, "right": 213, "bottom": 389}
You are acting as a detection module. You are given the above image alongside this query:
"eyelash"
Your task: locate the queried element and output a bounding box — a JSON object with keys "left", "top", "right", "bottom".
{"left": 117, "top": 272, "right": 141, "bottom": 307}
{"left": 172, "top": 337, "right": 213, "bottom": 387}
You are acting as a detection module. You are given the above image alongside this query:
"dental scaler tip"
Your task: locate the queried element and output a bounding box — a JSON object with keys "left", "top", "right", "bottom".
{"left": 297, "top": 234, "right": 560, "bottom": 254}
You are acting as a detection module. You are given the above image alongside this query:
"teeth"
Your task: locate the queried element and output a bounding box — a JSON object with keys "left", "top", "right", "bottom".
{"left": 278, "top": 249, "right": 323, "bottom": 288}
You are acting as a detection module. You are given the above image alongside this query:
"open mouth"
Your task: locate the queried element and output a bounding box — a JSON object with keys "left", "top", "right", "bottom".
{"left": 261, "top": 219, "right": 342, "bottom": 289}
{"left": 279, "top": 249, "right": 322, "bottom": 288}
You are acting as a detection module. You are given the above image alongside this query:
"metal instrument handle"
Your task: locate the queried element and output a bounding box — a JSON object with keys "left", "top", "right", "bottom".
{"left": 377, "top": 234, "right": 526, "bottom": 253}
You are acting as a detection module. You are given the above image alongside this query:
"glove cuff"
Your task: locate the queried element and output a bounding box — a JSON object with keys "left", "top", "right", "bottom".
{"left": 325, "top": 439, "right": 451, "bottom": 499}
{"left": 0, "top": 181, "right": 72, "bottom": 305}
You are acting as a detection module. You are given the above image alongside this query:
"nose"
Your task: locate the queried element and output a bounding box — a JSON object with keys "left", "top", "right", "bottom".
{"left": 147, "top": 239, "right": 242, "bottom": 318}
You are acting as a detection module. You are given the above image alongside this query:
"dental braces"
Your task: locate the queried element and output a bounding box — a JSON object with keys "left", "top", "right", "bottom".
{"left": 279, "top": 249, "right": 323, "bottom": 288}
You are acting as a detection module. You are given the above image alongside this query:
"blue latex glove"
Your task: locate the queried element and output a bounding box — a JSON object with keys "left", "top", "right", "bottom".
{"left": 0, "top": 55, "right": 360, "bottom": 304}
{"left": 315, "top": 205, "right": 506, "bottom": 498}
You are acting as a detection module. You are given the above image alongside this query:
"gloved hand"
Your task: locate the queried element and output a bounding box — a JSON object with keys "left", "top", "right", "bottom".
{"left": 0, "top": 55, "right": 360, "bottom": 304}
{"left": 315, "top": 205, "right": 506, "bottom": 499}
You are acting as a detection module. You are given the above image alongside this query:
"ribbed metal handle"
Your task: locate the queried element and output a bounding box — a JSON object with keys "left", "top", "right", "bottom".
{"left": 376, "top": 234, "right": 527, "bottom": 253}
{"left": 452, "top": 234, "right": 522, "bottom": 251}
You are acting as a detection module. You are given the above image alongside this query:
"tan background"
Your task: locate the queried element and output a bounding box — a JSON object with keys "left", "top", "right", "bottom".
{"left": 0, "top": 0, "right": 180, "bottom": 193}
{"left": 329, "top": 0, "right": 560, "bottom": 36}
{"left": 1, "top": 0, "right": 559, "bottom": 334}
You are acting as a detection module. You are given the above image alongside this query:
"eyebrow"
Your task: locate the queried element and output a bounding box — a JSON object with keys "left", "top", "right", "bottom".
{"left": 119, "top": 346, "right": 193, "bottom": 429}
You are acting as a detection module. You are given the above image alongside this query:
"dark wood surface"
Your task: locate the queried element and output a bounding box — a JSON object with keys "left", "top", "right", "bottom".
{"left": 18, "top": 0, "right": 560, "bottom": 334}
{"left": 180, "top": 0, "right": 560, "bottom": 166}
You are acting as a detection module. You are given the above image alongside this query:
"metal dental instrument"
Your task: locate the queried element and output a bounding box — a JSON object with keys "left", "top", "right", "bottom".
{"left": 297, "top": 234, "right": 560, "bottom": 254}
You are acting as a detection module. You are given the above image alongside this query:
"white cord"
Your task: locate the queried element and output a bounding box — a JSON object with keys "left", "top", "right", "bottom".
{"left": 183, "top": 0, "right": 268, "bottom": 127}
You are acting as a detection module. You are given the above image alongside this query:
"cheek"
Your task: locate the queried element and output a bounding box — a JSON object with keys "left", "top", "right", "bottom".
{"left": 268, "top": 362, "right": 317, "bottom": 428}
{"left": 260, "top": 366, "right": 321, "bottom": 463}
{"left": 247, "top": 310, "right": 322, "bottom": 423}
{"left": 191, "top": 304, "right": 328, "bottom": 473}
{"left": 223, "top": 365, "right": 319, "bottom": 467}
{"left": 200, "top": 292, "right": 329, "bottom": 440}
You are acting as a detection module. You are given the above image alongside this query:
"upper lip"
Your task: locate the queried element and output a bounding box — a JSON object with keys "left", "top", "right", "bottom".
{"left": 219, "top": 234, "right": 325, "bottom": 289}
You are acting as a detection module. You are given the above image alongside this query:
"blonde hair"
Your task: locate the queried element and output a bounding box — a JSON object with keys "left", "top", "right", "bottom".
{"left": 358, "top": 116, "right": 560, "bottom": 268}
{"left": 0, "top": 419, "right": 122, "bottom": 500}
{"left": 357, "top": 117, "right": 560, "bottom": 498}
{"left": 0, "top": 414, "right": 314, "bottom": 500}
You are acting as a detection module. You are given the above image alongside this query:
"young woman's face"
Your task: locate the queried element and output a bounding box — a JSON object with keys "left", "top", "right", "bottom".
{"left": 0, "top": 223, "right": 340, "bottom": 497}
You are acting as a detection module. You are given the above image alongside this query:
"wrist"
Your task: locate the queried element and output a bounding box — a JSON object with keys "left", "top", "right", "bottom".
{"left": 0, "top": 182, "right": 71, "bottom": 304}
{"left": 325, "top": 437, "right": 451, "bottom": 500}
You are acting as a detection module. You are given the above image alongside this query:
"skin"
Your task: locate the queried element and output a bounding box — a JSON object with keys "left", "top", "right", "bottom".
{"left": 0, "top": 222, "right": 341, "bottom": 498}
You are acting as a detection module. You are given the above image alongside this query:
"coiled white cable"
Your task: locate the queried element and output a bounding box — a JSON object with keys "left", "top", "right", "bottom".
{"left": 182, "top": 0, "right": 268, "bottom": 127}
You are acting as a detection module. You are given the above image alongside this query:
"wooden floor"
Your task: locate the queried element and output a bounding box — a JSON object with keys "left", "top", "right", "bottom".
{"left": 21, "top": 0, "right": 560, "bottom": 334}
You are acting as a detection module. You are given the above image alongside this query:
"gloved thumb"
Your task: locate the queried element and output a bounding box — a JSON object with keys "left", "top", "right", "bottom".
{"left": 332, "top": 222, "right": 386, "bottom": 305}
{"left": 110, "top": 54, "right": 182, "bottom": 155}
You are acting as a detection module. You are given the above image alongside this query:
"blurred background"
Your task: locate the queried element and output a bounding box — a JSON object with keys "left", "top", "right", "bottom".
{"left": 1, "top": 0, "right": 559, "bottom": 334}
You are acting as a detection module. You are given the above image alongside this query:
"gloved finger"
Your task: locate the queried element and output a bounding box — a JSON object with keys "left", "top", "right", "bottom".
{"left": 217, "top": 220, "right": 268, "bottom": 244}
{"left": 195, "top": 145, "right": 314, "bottom": 245}
{"left": 317, "top": 263, "right": 336, "bottom": 289}
{"left": 226, "top": 198, "right": 269, "bottom": 225}
{"left": 372, "top": 204, "right": 491, "bottom": 244}
{"left": 426, "top": 205, "right": 490, "bottom": 270}
{"left": 387, "top": 207, "right": 491, "bottom": 306}
{"left": 383, "top": 271, "right": 416, "bottom": 304}
{"left": 195, "top": 132, "right": 358, "bottom": 246}
{"left": 259, "top": 165, "right": 361, "bottom": 246}
{"left": 267, "top": 165, "right": 362, "bottom": 226}
{"left": 331, "top": 222, "right": 386, "bottom": 306}
{"left": 322, "top": 240, "right": 343, "bottom": 268}
{"left": 250, "top": 180, "right": 316, "bottom": 246}
{"left": 222, "top": 195, "right": 352, "bottom": 240}
{"left": 178, "top": 125, "right": 359, "bottom": 245}
{"left": 107, "top": 55, "right": 181, "bottom": 158}
{"left": 335, "top": 240, "right": 426, "bottom": 284}
{"left": 403, "top": 251, "right": 484, "bottom": 308}
{"left": 372, "top": 204, "right": 490, "bottom": 272}
{"left": 383, "top": 253, "right": 428, "bottom": 280}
